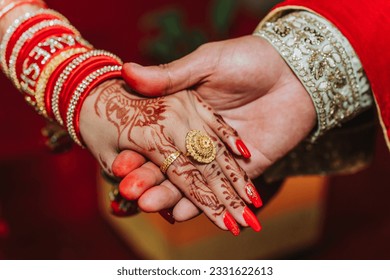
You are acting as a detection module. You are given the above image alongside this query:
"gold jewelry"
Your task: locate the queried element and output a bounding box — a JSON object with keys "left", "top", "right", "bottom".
{"left": 0, "top": 9, "right": 69, "bottom": 74}
{"left": 8, "top": 19, "right": 80, "bottom": 90}
{"left": 160, "top": 151, "right": 181, "bottom": 174}
{"left": 254, "top": 11, "right": 372, "bottom": 142}
{"left": 34, "top": 47, "right": 88, "bottom": 117}
{"left": 66, "top": 64, "right": 122, "bottom": 147}
{"left": 52, "top": 50, "right": 120, "bottom": 125}
{"left": 185, "top": 130, "right": 216, "bottom": 164}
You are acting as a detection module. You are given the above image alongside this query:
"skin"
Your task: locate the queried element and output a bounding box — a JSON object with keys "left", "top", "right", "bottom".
{"left": 0, "top": 3, "right": 256, "bottom": 231}
{"left": 118, "top": 35, "right": 317, "bottom": 221}
{"left": 79, "top": 79, "right": 255, "bottom": 229}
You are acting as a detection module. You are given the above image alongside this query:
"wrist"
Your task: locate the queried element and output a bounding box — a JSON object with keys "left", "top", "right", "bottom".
{"left": 79, "top": 79, "right": 124, "bottom": 151}
{"left": 0, "top": 4, "right": 41, "bottom": 38}
{"left": 0, "top": 6, "right": 122, "bottom": 148}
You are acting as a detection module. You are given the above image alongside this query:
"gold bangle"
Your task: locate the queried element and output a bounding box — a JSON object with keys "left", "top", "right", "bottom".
{"left": 51, "top": 49, "right": 121, "bottom": 125}
{"left": 33, "top": 47, "right": 88, "bottom": 118}
{"left": 65, "top": 64, "right": 122, "bottom": 146}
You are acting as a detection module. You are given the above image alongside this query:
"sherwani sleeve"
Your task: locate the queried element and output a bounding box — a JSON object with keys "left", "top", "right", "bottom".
{"left": 254, "top": 0, "right": 389, "bottom": 181}
{"left": 262, "top": 0, "right": 390, "bottom": 149}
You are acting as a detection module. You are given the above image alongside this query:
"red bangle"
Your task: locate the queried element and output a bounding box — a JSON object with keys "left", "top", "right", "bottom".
{"left": 59, "top": 55, "right": 121, "bottom": 122}
{"left": 16, "top": 28, "right": 82, "bottom": 93}
{"left": 34, "top": 46, "right": 89, "bottom": 117}
{"left": 50, "top": 50, "right": 121, "bottom": 125}
{"left": 8, "top": 18, "right": 80, "bottom": 91}
{"left": 44, "top": 47, "right": 91, "bottom": 119}
{"left": 1, "top": 9, "right": 69, "bottom": 75}
{"left": 4, "top": 13, "right": 61, "bottom": 69}
{"left": 66, "top": 65, "right": 122, "bottom": 146}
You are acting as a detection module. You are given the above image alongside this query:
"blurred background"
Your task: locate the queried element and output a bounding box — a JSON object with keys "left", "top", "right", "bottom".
{"left": 0, "top": 0, "right": 389, "bottom": 259}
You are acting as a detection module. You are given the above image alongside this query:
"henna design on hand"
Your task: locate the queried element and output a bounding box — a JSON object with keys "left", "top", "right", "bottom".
{"left": 214, "top": 113, "right": 239, "bottom": 137}
{"left": 99, "top": 153, "right": 112, "bottom": 175}
{"left": 173, "top": 161, "right": 225, "bottom": 217}
{"left": 91, "top": 81, "right": 228, "bottom": 216}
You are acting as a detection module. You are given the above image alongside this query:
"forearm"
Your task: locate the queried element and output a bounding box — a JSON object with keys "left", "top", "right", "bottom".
{"left": 0, "top": 0, "right": 122, "bottom": 148}
{"left": 0, "top": 1, "right": 45, "bottom": 32}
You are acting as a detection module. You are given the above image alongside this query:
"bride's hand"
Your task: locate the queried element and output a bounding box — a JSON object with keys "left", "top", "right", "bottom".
{"left": 115, "top": 35, "right": 316, "bottom": 224}
{"left": 80, "top": 79, "right": 261, "bottom": 234}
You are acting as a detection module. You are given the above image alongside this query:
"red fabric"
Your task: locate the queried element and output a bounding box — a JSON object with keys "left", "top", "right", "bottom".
{"left": 275, "top": 0, "right": 390, "bottom": 146}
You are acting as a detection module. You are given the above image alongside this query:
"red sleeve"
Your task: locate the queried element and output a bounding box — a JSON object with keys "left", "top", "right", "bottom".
{"left": 274, "top": 0, "right": 390, "bottom": 148}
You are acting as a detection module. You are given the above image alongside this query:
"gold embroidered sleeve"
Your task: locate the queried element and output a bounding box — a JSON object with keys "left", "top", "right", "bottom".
{"left": 253, "top": 11, "right": 373, "bottom": 142}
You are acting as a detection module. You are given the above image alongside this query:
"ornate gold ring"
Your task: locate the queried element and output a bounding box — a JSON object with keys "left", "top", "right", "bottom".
{"left": 185, "top": 130, "right": 216, "bottom": 164}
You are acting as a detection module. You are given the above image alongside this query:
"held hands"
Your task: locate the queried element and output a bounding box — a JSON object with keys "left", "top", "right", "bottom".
{"left": 79, "top": 79, "right": 261, "bottom": 234}
{"left": 123, "top": 35, "right": 317, "bottom": 177}
{"left": 117, "top": 35, "right": 317, "bottom": 223}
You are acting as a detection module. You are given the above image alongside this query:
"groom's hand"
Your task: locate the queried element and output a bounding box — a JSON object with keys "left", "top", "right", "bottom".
{"left": 116, "top": 35, "right": 316, "bottom": 221}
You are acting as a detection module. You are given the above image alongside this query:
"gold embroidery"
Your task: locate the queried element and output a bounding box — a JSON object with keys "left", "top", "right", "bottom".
{"left": 254, "top": 11, "right": 372, "bottom": 142}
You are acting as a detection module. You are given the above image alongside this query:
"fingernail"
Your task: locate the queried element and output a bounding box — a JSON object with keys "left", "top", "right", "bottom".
{"left": 242, "top": 207, "right": 262, "bottom": 232}
{"left": 223, "top": 211, "right": 240, "bottom": 236}
{"left": 159, "top": 208, "right": 175, "bottom": 225}
{"left": 236, "top": 140, "right": 251, "bottom": 158}
{"left": 245, "top": 183, "right": 263, "bottom": 208}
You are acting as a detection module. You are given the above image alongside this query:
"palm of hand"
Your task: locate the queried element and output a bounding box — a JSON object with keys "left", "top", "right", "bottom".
{"left": 193, "top": 36, "right": 316, "bottom": 178}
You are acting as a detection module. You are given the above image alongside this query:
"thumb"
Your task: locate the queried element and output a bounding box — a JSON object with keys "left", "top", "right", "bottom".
{"left": 122, "top": 49, "right": 212, "bottom": 97}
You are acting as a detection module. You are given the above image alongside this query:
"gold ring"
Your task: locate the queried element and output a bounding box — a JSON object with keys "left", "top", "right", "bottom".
{"left": 160, "top": 151, "right": 182, "bottom": 174}
{"left": 185, "top": 130, "right": 216, "bottom": 164}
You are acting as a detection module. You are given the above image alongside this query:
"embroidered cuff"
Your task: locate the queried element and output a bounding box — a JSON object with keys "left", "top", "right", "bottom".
{"left": 253, "top": 11, "right": 372, "bottom": 142}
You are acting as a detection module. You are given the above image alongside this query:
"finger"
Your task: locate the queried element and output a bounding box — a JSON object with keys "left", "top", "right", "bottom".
{"left": 203, "top": 130, "right": 262, "bottom": 210}
{"left": 173, "top": 198, "right": 240, "bottom": 237}
{"left": 112, "top": 150, "right": 146, "bottom": 177}
{"left": 137, "top": 179, "right": 182, "bottom": 212}
{"left": 172, "top": 197, "right": 202, "bottom": 222}
{"left": 162, "top": 120, "right": 259, "bottom": 233}
{"left": 217, "top": 148, "right": 263, "bottom": 208}
{"left": 121, "top": 45, "right": 214, "bottom": 96}
{"left": 175, "top": 115, "right": 261, "bottom": 231}
{"left": 118, "top": 161, "right": 165, "bottom": 201}
{"left": 160, "top": 149, "right": 230, "bottom": 231}
{"left": 139, "top": 180, "right": 201, "bottom": 224}
{"left": 195, "top": 96, "right": 251, "bottom": 158}
{"left": 97, "top": 150, "right": 119, "bottom": 177}
{"left": 194, "top": 151, "right": 260, "bottom": 232}
{"left": 193, "top": 95, "right": 262, "bottom": 207}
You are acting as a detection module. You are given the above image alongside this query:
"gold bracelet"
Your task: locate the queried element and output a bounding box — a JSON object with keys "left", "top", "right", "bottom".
{"left": 52, "top": 49, "right": 122, "bottom": 125}
{"left": 34, "top": 47, "right": 88, "bottom": 117}
{"left": 66, "top": 64, "right": 122, "bottom": 146}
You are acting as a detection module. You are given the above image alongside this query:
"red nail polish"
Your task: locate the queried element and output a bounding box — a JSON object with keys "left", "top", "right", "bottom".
{"left": 242, "top": 207, "right": 262, "bottom": 232}
{"left": 223, "top": 211, "right": 240, "bottom": 236}
{"left": 159, "top": 209, "right": 175, "bottom": 225}
{"left": 245, "top": 183, "right": 263, "bottom": 208}
{"left": 236, "top": 140, "right": 251, "bottom": 158}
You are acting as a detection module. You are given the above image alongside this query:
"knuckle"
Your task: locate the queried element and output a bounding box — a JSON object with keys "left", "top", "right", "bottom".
{"left": 199, "top": 163, "right": 222, "bottom": 184}
{"left": 216, "top": 145, "right": 228, "bottom": 159}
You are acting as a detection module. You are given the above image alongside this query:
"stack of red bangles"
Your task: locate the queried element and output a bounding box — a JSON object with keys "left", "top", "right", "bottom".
{"left": 0, "top": 1, "right": 123, "bottom": 146}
